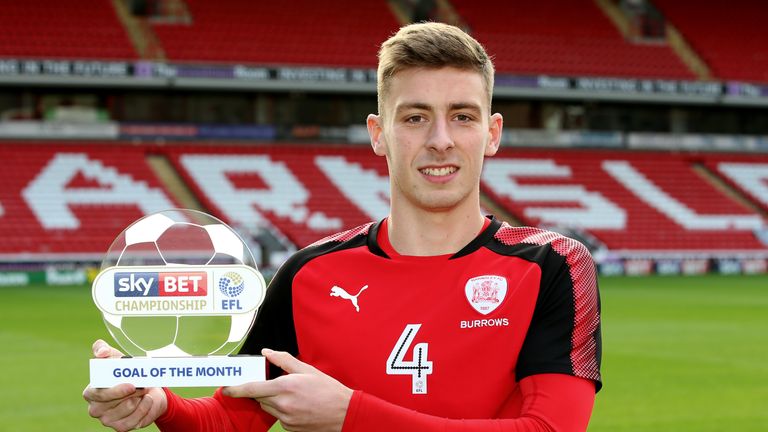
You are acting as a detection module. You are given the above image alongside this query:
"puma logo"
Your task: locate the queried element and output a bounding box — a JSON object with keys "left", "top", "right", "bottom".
{"left": 330, "top": 285, "right": 368, "bottom": 312}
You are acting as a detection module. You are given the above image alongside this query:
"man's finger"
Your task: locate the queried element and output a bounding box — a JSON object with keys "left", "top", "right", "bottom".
{"left": 222, "top": 379, "right": 284, "bottom": 399}
{"left": 256, "top": 400, "right": 284, "bottom": 423}
{"left": 92, "top": 339, "right": 124, "bottom": 359}
{"left": 83, "top": 383, "right": 143, "bottom": 404}
{"left": 100, "top": 394, "right": 153, "bottom": 431}
{"left": 262, "top": 349, "right": 315, "bottom": 375}
{"left": 135, "top": 394, "right": 159, "bottom": 429}
{"left": 128, "top": 394, "right": 156, "bottom": 430}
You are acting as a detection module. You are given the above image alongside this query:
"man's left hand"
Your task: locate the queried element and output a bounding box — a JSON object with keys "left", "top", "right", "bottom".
{"left": 223, "top": 349, "right": 353, "bottom": 432}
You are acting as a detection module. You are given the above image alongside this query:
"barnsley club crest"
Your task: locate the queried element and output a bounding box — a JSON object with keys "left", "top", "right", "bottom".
{"left": 464, "top": 275, "right": 507, "bottom": 315}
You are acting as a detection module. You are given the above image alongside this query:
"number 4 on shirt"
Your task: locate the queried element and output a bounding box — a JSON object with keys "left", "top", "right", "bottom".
{"left": 386, "top": 324, "right": 433, "bottom": 394}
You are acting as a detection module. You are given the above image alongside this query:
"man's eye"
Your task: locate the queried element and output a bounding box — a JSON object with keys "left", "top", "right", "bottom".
{"left": 406, "top": 115, "right": 424, "bottom": 123}
{"left": 455, "top": 114, "right": 472, "bottom": 122}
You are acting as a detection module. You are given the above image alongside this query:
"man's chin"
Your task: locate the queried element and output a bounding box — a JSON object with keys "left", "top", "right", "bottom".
{"left": 412, "top": 193, "right": 468, "bottom": 212}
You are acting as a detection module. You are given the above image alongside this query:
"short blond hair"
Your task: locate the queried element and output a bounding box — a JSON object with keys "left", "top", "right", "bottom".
{"left": 376, "top": 22, "right": 495, "bottom": 116}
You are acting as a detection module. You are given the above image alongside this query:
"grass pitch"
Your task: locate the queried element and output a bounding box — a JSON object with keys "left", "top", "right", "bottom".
{"left": 590, "top": 275, "right": 768, "bottom": 431}
{"left": 1, "top": 275, "right": 766, "bottom": 431}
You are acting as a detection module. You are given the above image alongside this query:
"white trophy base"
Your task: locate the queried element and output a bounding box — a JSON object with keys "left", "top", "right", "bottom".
{"left": 90, "top": 355, "right": 266, "bottom": 388}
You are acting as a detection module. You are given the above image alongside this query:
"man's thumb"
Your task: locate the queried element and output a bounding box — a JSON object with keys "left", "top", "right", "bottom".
{"left": 262, "top": 348, "right": 314, "bottom": 374}
{"left": 92, "top": 339, "right": 124, "bottom": 359}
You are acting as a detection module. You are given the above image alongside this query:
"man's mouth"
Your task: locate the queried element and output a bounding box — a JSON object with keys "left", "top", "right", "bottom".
{"left": 419, "top": 166, "right": 458, "bottom": 177}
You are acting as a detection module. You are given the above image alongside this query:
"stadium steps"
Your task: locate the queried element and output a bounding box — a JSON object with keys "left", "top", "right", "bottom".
{"left": 593, "top": 0, "right": 634, "bottom": 39}
{"left": 653, "top": 0, "right": 768, "bottom": 83}
{"left": 151, "top": 0, "right": 399, "bottom": 67}
{"left": 145, "top": 153, "right": 207, "bottom": 213}
{"left": 387, "top": 0, "right": 413, "bottom": 25}
{"left": 693, "top": 163, "right": 768, "bottom": 218}
{"left": 664, "top": 24, "right": 712, "bottom": 81}
{"left": 150, "top": 0, "right": 194, "bottom": 24}
{"left": 594, "top": 0, "right": 711, "bottom": 80}
{"left": 479, "top": 192, "right": 522, "bottom": 227}
{"left": 389, "top": 0, "right": 470, "bottom": 32}
{"left": 110, "top": 0, "right": 166, "bottom": 60}
{"left": 434, "top": 0, "right": 469, "bottom": 29}
{"left": 480, "top": 149, "right": 767, "bottom": 252}
{"left": 451, "top": 0, "right": 694, "bottom": 79}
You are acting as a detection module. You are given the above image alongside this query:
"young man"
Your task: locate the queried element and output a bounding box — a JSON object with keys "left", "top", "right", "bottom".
{"left": 84, "top": 22, "right": 602, "bottom": 432}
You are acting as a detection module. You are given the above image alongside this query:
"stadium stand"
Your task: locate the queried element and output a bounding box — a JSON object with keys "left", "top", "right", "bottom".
{"left": 0, "top": 0, "right": 137, "bottom": 60}
{"left": 163, "top": 144, "right": 389, "bottom": 247}
{"left": 704, "top": 155, "right": 768, "bottom": 214}
{"left": 452, "top": 0, "right": 694, "bottom": 79}
{"left": 481, "top": 149, "right": 767, "bottom": 252}
{"left": 0, "top": 143, "right": 177, "bottom": 257}
{"left": 0, "top": 1, "right": 766, "bottom": 274}
{"left": 653, "top": 0, "right": 768, "bottom": 83}
{"left": 151, "top": 0, "right": 399, "bottom": 66}
{"left": 1, "top": 142, "right": 765, "bottom": 258}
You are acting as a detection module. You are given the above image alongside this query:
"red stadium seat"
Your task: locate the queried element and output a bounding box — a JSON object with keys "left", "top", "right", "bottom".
{"left": 481, "top": 149, "right": 767, "bottom": 252}
{"left": 704, "top": 155, "right": 768, "bottom": 214}
{"left": 452, "top": 0, "right": 694, "bottom": 79}
{"left": 654, "top": 0, "right": 768, "bottom": 83}
{"left": 1, "top": 143, "right": 764, "bottom": 258}
{"left": 151, "top": 0, "right": 399, "bottom": 67}
{"left": 0, "top": 143, "right": 178, "bottom": 257}
{"left": 162, "top": 144, "right": 389, "bottom": 247}
{"left": 0, "top": 0, "right": 137, "bottom": 60}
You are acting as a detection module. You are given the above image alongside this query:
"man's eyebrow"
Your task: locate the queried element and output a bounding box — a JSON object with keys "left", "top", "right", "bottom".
{"left": 449, "top": 102, "right": 482, "bottom": 112}
{"left": 394, "top": 102, "right": 433, "bottom": 113}
{"left": 394, "top": 102, "right": 483, "bottom": 113}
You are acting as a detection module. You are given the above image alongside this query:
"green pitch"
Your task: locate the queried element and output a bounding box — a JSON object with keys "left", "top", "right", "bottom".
{"left": 0, "top": 275, "right": 766, "bottom": 431}
{"left": 590, "top": 275, "right": 768, "bottom": 431}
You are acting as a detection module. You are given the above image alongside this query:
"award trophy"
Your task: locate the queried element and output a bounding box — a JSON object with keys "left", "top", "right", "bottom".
{"left": 89, "top": 209, "right": 267, "bottom": 388}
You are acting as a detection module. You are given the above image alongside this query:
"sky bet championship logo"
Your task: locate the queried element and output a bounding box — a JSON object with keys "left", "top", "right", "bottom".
{"left": 115, "top": 271, "right": 207, "bottom": 298}
{"left": 93, "top": 266, "right": 262, "bottom": 317}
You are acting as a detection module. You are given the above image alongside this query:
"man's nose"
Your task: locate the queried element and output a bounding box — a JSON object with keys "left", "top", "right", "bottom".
{"left": 426, "top": 118, "right": 455, "bottom": 152}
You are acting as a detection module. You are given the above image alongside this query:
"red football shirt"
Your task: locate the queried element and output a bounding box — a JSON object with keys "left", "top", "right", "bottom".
{"left": 157, "top": 216, "right": 602, "bottom": 431}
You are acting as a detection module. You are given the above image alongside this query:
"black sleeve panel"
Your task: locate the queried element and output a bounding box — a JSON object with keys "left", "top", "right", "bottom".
{"left": 515, "top": 244, "right": 577, "bottom": 379}
{"left": 239, "top": 226, "right": 373, "bottom": 379}
{"left": 239, "top": 250, "right": 301, "bottom": 379}
{"left": 488, "top": 235, "right": 602, "bottom": 392}
{"left": 515, "top": 239, "right": 602, "bottom": 391}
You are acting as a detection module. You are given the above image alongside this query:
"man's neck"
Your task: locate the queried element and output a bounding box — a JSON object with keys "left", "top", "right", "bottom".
{"left": 387, "top": 205, "right": 487, "bottom": 256}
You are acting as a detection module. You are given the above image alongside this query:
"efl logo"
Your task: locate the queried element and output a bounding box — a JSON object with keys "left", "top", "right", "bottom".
{"left": 114, "top": 272, "right": 208, "bottom": 297}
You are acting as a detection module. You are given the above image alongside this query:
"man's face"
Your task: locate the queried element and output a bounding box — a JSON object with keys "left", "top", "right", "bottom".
{"left": 368, "top": 67, "right": 502, "bottom": 215}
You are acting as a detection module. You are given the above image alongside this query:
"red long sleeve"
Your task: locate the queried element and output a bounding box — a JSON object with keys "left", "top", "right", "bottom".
{"left": 155, "top": 388, "right": 275, "bottom": 432}
{"left": 342, "top": 374, "right": 595, "bottom": 432}
{"left": 156, "top": 374, "right": 594, "bottom": 432}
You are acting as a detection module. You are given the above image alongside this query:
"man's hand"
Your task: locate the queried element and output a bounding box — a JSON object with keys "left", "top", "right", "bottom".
{"left": 223, "top": 349, "right": 353, "bottom": 432}
{"left": 82, "top": 340, "right": 167, "bottom": 432}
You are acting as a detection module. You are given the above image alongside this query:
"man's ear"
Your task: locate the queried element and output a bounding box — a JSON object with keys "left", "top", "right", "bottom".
{"left": 367, "top": 114, "right": 387, "bottom": 156}
{"left": 485, "top": 113, "right": 503, "bottom": 157}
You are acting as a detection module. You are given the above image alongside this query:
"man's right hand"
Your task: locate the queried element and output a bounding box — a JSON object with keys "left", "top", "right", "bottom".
{"left": 83, "top": 340, "right": 168, "bottom": 431}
